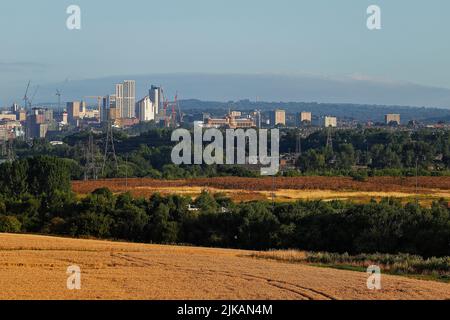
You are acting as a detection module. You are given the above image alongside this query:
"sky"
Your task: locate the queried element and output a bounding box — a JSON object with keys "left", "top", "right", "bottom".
{"left": 0, "top": 0, "right": 449, "bottom": 105}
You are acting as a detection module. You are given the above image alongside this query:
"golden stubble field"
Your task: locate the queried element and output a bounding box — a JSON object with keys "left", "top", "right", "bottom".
{"left": 0, "top": 233, "right": 449, "bottom": 300}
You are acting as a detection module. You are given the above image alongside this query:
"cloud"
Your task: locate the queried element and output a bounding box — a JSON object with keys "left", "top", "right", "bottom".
{"left": 345, "top": 73, "right": 408, "bottom": 86}
{"left": 0, "top": 61, "right": 48, "bottom": 73}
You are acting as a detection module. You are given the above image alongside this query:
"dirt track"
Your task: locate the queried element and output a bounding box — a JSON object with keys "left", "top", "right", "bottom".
{"left": 0, "top": 233, "right": 449, "bottom": 300}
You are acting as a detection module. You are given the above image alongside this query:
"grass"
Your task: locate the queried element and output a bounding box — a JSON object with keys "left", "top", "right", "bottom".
{"left": 248, "top": 250, "right": 450, "bottom": 283}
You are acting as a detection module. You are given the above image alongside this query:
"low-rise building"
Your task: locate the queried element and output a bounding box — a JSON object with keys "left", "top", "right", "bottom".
{"left": 0, "top": 112, "right": 17, "bottom": 121}
{"left": 116, "top": 117, "right": 140, "bottom": 128}
{"left": 17, "top": 110, "right": 27, "bottom": 122}
{"left": 205, "top": 112, "right": 255, "bottom": 129}
{"left": 0, "top": 120, "right": 24, "bottom": 141}
{"left": 385, "top": 114, "right": 401, "bottom": 125}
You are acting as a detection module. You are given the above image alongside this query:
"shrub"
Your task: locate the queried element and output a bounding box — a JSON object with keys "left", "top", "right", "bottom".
{"left": 0, "top": 215, "right": 22, "bottom": 233}
{"left": 350, "top": 170, "right": 368, "bottom": 182}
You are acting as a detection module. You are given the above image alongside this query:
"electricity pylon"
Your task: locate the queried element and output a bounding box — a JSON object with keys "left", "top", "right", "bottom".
{"left": 102, "top": 120, "right": 119, "bottom": 176}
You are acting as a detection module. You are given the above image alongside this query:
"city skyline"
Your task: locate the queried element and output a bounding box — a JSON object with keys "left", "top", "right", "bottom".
{"left": 3, "top": 73, "right": 450, "bottom": 110}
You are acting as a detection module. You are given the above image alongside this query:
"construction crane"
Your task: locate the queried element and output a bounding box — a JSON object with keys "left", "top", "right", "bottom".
{"left": 172, "top": 93, "right": 185, "bottom": 125}
{"left": 56, "top": 89, "right": 62, "bottom": 110}
{"left": 177, "top": 94, "right": 184, "bottom": 124}
{"left": 160, "top": 88, "right": 169, "bottom": 127}
{"left": 23, "top": 80, "right": 31, "bottom": 110}
{"left": 171, "top": 93, "right": 178, "bottom": 127}
{"left": 160, "top": 88, "right": 180, "bottom": 128}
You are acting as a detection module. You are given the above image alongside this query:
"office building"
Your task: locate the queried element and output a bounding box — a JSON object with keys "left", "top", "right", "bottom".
{"left": 136, "top": 96, "right": 157, "bottom": 122}
{"left": 67, "top": 101, "right": 81, "bottom": 125}
{"left": 122, "top": 80, "right": 136, "bottom": 118}
{"left": 80, "top": 101, "right": 87, "bottom": 116}
{"left": 102, "top": 95, "right": 117, "bottom": 122}
{"left": 324, "top": 116, "right": 337, "bottom": 128}
{"left": 149, "top": 85, "right": 161, "bottom": 115}
{"left": 10, "top": 103, "right": 20, "bottom": 113}
{"left": 251, "top": 110, "right": 262, "bottom": 128}
{"left": 110, "top": 80, "right": 136, "bottom": 119}
{"left": 300, "top": 112, "right": 312, "bottom": 124}
{"left": 61, "top": 111, "right": 68, "bottom": 124}
{"left": 17, "top": 109, "right": 27, "bottom": 122}
{"left": 43, "top": 108, "right": 54, "bottom": 122}
{"left": 271, "top": 109, "right": 286, "bottom": 126}
{"left": 115, "top": 83, "right": 124, "bottom": 118}
{"left": 27, "top": 108, "right": 49, "bottom": 138}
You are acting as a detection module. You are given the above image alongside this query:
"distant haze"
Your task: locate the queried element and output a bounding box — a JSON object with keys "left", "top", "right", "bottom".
{"left": 19, "top": 73, "right": 450, "bottom": 109}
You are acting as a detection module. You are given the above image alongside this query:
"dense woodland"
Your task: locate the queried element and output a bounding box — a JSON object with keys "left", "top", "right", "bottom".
{"left": 0, "top": 156, "right": 449, "bottom": 258}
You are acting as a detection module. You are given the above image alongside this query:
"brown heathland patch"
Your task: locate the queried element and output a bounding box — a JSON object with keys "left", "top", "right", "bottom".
{"left": 0, "top": 233, "right": 449, "bottom": 300}
{"left": 72, "top": 176, "right": 450, "bottom": 203}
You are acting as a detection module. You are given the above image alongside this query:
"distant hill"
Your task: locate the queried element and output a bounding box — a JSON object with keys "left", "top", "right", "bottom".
{"left": 23, "top": 73, "right": 450, "bottom": 110}
{"left": 179, "top": 99, "right": 450, "bottom": 123}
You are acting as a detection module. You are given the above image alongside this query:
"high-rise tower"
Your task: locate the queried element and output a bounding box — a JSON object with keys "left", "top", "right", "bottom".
{"left": 122, "top": 80, "right": 136, "bottom": 118}
{"left": 149, "top": 85, "right": 161, "bottom": 115}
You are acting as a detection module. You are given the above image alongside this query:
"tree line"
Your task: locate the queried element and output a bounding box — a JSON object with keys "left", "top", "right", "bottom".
{"left": 286, "top": 128, "right": 450, "bottom": 176}
{"left": 7, "top": 127, "right": 450, "bottom": 179}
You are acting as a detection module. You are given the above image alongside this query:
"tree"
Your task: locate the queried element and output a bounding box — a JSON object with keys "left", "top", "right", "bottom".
{"left": 195, "top": 191, "right": 218, "bottom": 213}
{"left": 69, "top": 211, "right": 112, "bottom": 238}
{"left": 237, "top": 202, "right": 279, "bottom": 250}
{"left": 0, "top": 199, "right": 5, "bottom": 215}
{"left": 371, "top": 145, "right": 401, "bottom": 169}
{"left": 26, "top": 156, "right": 72, "bottom": 197}
{"left": 0, "top": 160, "right": 28, "bottom": 197}
{"left": 112, "top": 204, "right": 148, "bottom": 241}
{"left": 337, "top": 144, "right": 355, "bottom": 170}
{"left": 146, "top": 203, "right": 179, "bottom": 243}
{"left": 298, "top": 149, "right": 326, "bottom": 172}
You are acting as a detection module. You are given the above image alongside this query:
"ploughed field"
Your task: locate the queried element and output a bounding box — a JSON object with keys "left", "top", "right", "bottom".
{"left": 1, "top": 233, "right": 449, "bottom": 300}
{"left": 72, "top": 176, "right": 450, "bottom": 203}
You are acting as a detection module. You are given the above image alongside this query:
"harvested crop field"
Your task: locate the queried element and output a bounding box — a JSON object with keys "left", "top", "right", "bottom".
{"left": 1, "top": 233, "right": 449, "bottom": 300}
{"left": 72, "top": 176, "right": 450, "bottom": 203}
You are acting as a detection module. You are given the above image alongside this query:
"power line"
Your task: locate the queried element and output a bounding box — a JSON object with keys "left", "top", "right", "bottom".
{"left": 326, "top": 127, "right": 333, "bottom": 150}
{"left": 296, "top": 131, "right": 302, "bottom": 155}
{"left": 84, "top": 131, "right": 101, "bottom": 181}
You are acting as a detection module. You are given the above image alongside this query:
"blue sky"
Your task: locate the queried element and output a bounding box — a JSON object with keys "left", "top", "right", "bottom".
{"left": 0, "top": 0, "right": 449, "bottom": 104}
